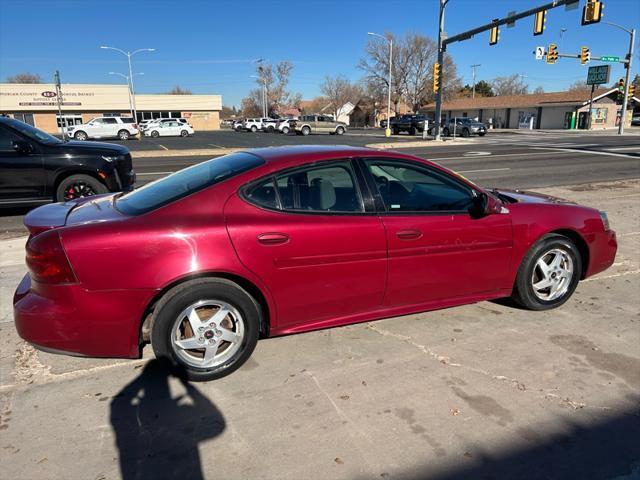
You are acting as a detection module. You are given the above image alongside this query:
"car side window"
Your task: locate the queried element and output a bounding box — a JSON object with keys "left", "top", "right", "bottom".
{"left": 365, "top": 160, "right": 474, "bottom": 213}
{"left": 103, "top": 118, "right": 118, "bottom": 124}
{"left": 245, "top": 162, "right": 363, "bottom": 213}
{"left": 0, "top": 126, "right": 21, "bottom": 152}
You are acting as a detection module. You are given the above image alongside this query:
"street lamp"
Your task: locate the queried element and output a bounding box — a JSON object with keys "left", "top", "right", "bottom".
{"left": 367, "top": 32, "right": 393, "bottom": 137}
{"left": 108, "top": 71, "right": 144, "bottom": 120}
{"left": 470, "top": 64, "right": 481, "bottom": 98}
{"left": 100, "top": 46, "right": 155, "bottom": 126}
{"left": 600, "top": 22, "right": 635, "bottom": 135}
{"left": 250, "top": 75, "right": 267, "bottom": 117}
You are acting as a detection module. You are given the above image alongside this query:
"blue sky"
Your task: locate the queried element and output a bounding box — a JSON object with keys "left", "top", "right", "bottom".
{"left": 1, "top": 0, "right": 638, "bottom": 107}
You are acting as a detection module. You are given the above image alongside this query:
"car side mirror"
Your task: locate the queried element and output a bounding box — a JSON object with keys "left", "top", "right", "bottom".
{"left": 469, "top": 192, "right": 504, "bottom": 218}
{"left": 12, "top": 141, "right": 33, "bottom": 154}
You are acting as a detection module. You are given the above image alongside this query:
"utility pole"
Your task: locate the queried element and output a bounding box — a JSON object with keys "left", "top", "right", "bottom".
{"left": 54, "top": 70, "right": 66, "bottom": 141}
{"left": 471, "top": 64, "right": 481, "bottom": 98}
{"left": 433, "top": 0, "right": 448, "bottom": 140}
{"left": 617, "top": 26, "right": 635, "bottom": 134}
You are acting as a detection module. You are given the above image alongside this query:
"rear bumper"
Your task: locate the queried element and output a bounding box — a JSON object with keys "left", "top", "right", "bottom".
{"left": 13, "top": 274, "right": 157, "bottom": 358}
{"left": 585, "top": 229, "right": 617, "bottom": 278}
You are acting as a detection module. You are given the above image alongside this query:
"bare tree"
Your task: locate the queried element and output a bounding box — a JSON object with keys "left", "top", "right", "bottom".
{"left": 166, "top": 86, "right": 193, "bottom": 95}
{"left": 320, "top": 75, "right": 362, "bottom": 119}
{"left": 254, "top": 60, "right": 301, "bottom": 115}
{"left": 491, "top": 74, "right": 529, "bottom": 96}
{"left": 533, "top": 86, "right": 545, "bottom": 94}
{"left": 567, "top": 80, "right": 588, "bottom": 91}
{"left": 241, "top": 95, "right": 261, "bottom": 117}
{"left": 6, "top": 72, "right": 42, "bottom": 83}
{"left": 403, "top": 34, "right": 437, "bottom": 112}
{"left": 302, "top": 96, "right": 330, "bottom": 114}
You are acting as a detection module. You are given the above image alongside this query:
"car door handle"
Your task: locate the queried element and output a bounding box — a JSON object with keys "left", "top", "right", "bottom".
{"left": 257, "top": 233, "right": 289, "bottom": 245}
{"left": 396, "top": 229, "right": 423, "bottom": 240}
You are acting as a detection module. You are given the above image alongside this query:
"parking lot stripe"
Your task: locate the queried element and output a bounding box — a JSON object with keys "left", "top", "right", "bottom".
{"left": 457, "top": 168, "right": 510, "bottom": 174}
{"left": 158, "top": 144, "right": 169, "bottom": 151}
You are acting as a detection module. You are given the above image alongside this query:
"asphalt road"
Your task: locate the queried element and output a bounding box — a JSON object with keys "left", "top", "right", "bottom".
{"left": 1, "top": 131, "right": 639, "bottom": 238}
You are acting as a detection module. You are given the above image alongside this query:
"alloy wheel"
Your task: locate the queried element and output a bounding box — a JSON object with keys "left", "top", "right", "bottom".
{"left": 170, "top": 300, "right": 245, "bottom": 369}
{"left": 64, "top": 181, "right": 97, "bottom": 201}
{"left": 531, "top": 248, "right": 574, "bottom": 301}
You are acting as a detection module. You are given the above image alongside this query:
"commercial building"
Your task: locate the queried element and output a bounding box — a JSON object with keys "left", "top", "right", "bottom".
{"left": 421, "top": 88, "right": 639, "bottom": 130}
{"left": 0, "top": 83, "right": 222, "bottom": 132}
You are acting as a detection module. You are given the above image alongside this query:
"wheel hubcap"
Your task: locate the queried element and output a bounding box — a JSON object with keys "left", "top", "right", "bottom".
{"left": 64, "top": 181, "right": 96, "bottom": 200}
{"left": 170, "top": 300, "right": 244, "bottom": 369}
{"left": 531, "top": 248, "right": 574, "bottom": 301}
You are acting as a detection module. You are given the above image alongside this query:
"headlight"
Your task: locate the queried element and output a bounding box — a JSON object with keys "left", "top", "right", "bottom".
{"left": 102, "top": 155, "right": 122, "bottom": 163}
{"left": 599, "top": 211, "right": 610, "bottom": 231}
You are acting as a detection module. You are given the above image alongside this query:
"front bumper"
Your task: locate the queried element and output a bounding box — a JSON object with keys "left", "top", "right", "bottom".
{"left": 585, "top": 229, "right": 618, "bottom": 278}
{"left": 13, "top": 274, "right": 156, "bottom": 358}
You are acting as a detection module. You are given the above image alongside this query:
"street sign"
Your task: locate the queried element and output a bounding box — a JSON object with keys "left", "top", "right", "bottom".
{"left": 535, "top": 46, "right": 545, "bottom": 60}
{"left": 600, "top": 56, "right": 620, "bottom": 62}
{"left": 586, "top": 65, "right": 611, "bottom": 85}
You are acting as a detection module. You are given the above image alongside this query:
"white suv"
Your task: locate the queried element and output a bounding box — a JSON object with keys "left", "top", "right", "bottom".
{"left": 141, "top": 118, "right": 191, "bottom": 132}
{"left": 67, "top": 117, "right": 139, "bottom": 141}
{"left": 242, "top": 118, "right": 269, "bottom": 132}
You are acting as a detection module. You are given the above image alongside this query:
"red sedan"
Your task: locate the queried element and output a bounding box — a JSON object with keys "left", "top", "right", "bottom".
{"left": 14, "top": 146, "right": 617, "bottom": 381}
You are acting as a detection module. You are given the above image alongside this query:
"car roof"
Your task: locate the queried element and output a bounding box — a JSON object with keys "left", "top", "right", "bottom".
{"left": 241, "top": 145, "right": 422, "bottom": 166}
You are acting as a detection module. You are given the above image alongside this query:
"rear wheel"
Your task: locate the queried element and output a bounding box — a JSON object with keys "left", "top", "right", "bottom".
{"left": 151, "top": 278, "right": 261, "bottom": 381}
{"left": 55, "top": 174, "right": 107, "bottom": 202}
{"left": 336, "top": 126, "right": 345, "bottom": 135}
{"left": 461, "top": 128, "right": 470, "bottom": 138}
{"left": 281, "top": 126, "right": 290, "bottom": 134}
{"left": 250, "top": 125, "right": 257, "bottom": 133}
{"left": 392, "top": 128, "right": 399, "bottom": 135}
{"left": 301, "top": 126, "right": 311, "bottom": 136}
{"left": 512, "top": 234, "right": 581, "bottom": 310}
{"left": 408, "top": 127, "right": 416, "bottom": 136}
{"left": 118, "top": 129, "right": 130, "bottom": 140}
{"left": 181, "top": 130, "right": 189, "bottom": 137}
{"left": 151, "top": 130, "right": 160, "bottom": 138}
{"left": 443, "top": 128, "right": 450, "bottom": 137}
{"left": 74, "top": 131, "right": 88, "bottom": 141}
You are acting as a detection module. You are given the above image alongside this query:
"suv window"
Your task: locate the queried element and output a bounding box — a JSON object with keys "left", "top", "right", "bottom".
{"left": 0, "top": 125, "right": 22, "bottom": 151}
{"left": 365, "top": 160, "right": 474, "bottom": 212}
{"left": 91, "top": 118, "right": 104, "bottom": 124}
{"left": 103, "top": 118, "right": 118, "bottom": 124}
{"left": 245, "top": 162, "right": 363, "bottom": 213}
{"left": 116, "top": 152, "right": 265, "bottom": 215}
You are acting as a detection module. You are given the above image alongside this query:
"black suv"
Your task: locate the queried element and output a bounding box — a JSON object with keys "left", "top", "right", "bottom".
{"left": 0, "top": 117, "right": 135, "bottom": 205}
{"left": 390, "top": 114, "right": 427, "bottom": 135}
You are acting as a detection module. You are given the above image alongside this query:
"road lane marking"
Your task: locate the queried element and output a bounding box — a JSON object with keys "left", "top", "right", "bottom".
{"left": 530, "top": 147, "right": 640, "bottom": 159}
{"left": 427, "top": 151, "right": 576, "bottom": 161}
{"left": 606, "top": 146, "right": 640, "bottom": 152}
{"left": 158, "top": 144, "right": 169, "bottom": 151}
{"left": 457, "top": 168, "right": 510, "bottom": 174}
{"left": 463, "top": 151, "right": 492, "bottom": 157}
{"left": 208, "top": 144, "right": 227, "bottom": 149}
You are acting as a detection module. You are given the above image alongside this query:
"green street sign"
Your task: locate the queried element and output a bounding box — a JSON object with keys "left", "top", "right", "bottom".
{"left": 587, "top": 65, "right": 611, "bottom": 85}
{"left": 600, "top": 56, "right": 620, "bottom": 62}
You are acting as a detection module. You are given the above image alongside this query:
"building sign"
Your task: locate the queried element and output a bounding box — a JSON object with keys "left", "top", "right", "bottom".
{"left": 586, "top": 65, "right": 611, "bottom": 85}
{"left": 0, "top": 84, "right": 130, "bottom": 111}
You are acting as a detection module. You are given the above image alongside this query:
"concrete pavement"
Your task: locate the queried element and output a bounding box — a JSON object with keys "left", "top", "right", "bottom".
{"left": 1, "top": 179, "right": 638, "bottom": 480}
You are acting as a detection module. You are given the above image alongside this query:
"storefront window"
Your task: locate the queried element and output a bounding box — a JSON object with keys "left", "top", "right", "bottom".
{"left": 592, "top": 108, "right": 608, "bottom": 124}
{"left": 13, "top": 113, "right": 35, "bottom": 126}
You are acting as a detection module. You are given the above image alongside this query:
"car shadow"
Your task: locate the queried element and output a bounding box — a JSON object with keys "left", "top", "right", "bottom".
{"left": 110, "top": 360, "right": 225, "bottom": 480}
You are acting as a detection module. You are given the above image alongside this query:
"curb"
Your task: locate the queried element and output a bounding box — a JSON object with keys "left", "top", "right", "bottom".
{"left": 132, "top": 147, "right": 242, "bottom": 159}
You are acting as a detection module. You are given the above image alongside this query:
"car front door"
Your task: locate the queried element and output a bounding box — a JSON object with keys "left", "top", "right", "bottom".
{"left": 0, "top": 125, "right": 45, "bottom": 201}
{"left": 84, "top": 118, "right": 104, "bottom": 138}
{"left": 361, "top": 157, "right": 513, "bottom": 307}
{"left": 102, "top": 117, "right": 118, "bottom": 137}
{"left": 225, "top": 160, "right": 387, "bottom": 330}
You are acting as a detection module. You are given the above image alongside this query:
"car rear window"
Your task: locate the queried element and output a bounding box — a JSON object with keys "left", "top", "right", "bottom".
{"left": 115, "top": 152, "right": 264, "bottom": 215}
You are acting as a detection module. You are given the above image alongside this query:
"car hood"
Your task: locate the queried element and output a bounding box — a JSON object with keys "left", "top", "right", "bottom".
{"left": 493, "top": 189, "right": 575, "bottom": 205}
{"left": 52, "top": 140, "right": 129, "bottom": 156}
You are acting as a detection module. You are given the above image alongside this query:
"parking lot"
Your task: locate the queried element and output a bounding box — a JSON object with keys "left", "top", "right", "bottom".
{"left": 1, "top": 126, "right": 639, "bottom": 478}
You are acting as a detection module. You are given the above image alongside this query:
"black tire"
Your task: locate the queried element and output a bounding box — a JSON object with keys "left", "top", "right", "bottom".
{"left": 250, "top": 125, "right": 257, "bottom": 133}
{"left": 392, "top": 128, "right": 399, "bottom": 135}
{"left": 408, "top": 127, "right": 416, "bottom": 136}
{"left": 74, "top": 131, "right": 88, "bottom": 141}
{"left": 118, "top": 129, "right": 130, "bottom": 140}
{"left": 461, "top": 128, "right": 470, "bottom": 138}
{"left": 443, "top": 128, "right": 450, "bottom": 137}
{"left": 181, "top": 130, "right": 189, "bottom": 137}
{"left": 151, "top": 278, "right": 261, "bottom": 382}
{"left": 267, "top": 126, "right": 275, "bottom": 133}
{"left": 336, "top": 126, "right": 345, "bottom": 135}
{"left": 281, "top": 126, "right": 290, "bottom": 134}
{"left": 512, "top": 234, "right": 582, "bottom": 311}
{"left": 151, "top": 130, "right": 160, "bottom": 138}
{"left": 55, "top": 174, "right": 108, "bottom": 202}
{"left": 478, "top": 132, "right": 486, "bottom": 137}
{"left": 301, "top": 126, "right": 311, "bottom": 136}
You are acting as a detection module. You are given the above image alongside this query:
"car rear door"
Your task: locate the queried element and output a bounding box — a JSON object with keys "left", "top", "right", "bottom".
{"left": 360, "top": 157, "right": 513, "bottom": 307}
{"left": 225, "top": 159, "right": 387, "bottom": 330}
{"left": 0, "top": 124, "right": 45, "bottom": 201}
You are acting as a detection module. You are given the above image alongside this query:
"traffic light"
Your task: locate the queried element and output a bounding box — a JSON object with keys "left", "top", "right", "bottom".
{"left": 546, "top": 43, "right": 559, "bottom": 64}
{"left": 433, "top": 63, "right": 441, "bottom": 93}
{"left": 533, "top": 10, "right": 547, "bottom": 36}
{"left": 580, "top": 46, "right": 591, "bottom": 64}
{"left": 489, "top": 19, "right": 500, "bottom": 45}
{"left": 618, "top": 78, "right": 625, "bottom": 91}
{"left": 629, "top": 84, "right": 636, "bottom": 98}
{"left": 582, "top": 0, "right": 603, "bottom": 25}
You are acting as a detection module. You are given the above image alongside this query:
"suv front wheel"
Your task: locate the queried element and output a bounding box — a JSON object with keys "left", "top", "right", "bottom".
{"left": 74, "top": 131, "right": 88, "bottom": 141}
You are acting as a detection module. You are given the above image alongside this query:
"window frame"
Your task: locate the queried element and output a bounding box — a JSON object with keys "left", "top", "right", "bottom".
{"left": 240, "top": 159, "right": 372, "bottom": 215}
{"left": 356, "top": 157, "right": 479, "bottom": 216}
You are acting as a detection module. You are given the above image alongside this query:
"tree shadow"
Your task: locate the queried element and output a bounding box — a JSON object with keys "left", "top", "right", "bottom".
{"left": 110, "top": 360, "right": 225, "bottom": 480}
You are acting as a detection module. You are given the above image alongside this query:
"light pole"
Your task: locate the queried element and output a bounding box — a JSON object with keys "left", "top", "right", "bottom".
{"left": 470, "top": 64, "right": 481, "bottom": 98}
{"left": 250, "top": 75, "right": 267, "bottom": 117}
{"left": 100, "top": 46, "right": 155, "bottom": 126}
{"left": 368, "top": 32, "right": 393, "bottom": 137}
{"left": 434, "top": 0, "right": 450, "bottom": 141}
{"left": 108, "top": 71, "right": 144, "bottom": 120}
{"left": 600, "top": 22, "right": 635, "bottom": 135}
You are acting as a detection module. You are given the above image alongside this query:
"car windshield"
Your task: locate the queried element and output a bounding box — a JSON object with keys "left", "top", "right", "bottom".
{"left": 115, "top": 152, "right": 265, "bottom": 215}
{"left": 5, "top": 118, "right": 62, "bottom": 145}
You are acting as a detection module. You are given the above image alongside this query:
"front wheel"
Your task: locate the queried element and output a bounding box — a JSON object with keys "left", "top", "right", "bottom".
{"left": 442, "top": 128, "right": 450, "bottom": 137}
{"left": 151, "top": 130, "right": 160, "bottom": 138}
{"left": 281, "top": 126, "right": 290, "bottom": 134}
{"left": 181, "top": 130, "right": 189, "bottom": 137}
{"left": 461, "top": 128, "right": 470, "bottom": 138}
{"left": 512, "top": 234, "right": 581, "bottom": 310}
{"left": 151, "top": 278, "right": 261, "bottom": 381}
{"left": 335, "top": 126, "right": 345, "bottom": 135}
{"left": 56, "top": 174, "right": 107, "bottom": 202}
{"left": 118, "top": 129, "right": 130, "bottom": 140}
{"left": 250, "top": 125, "right": 257, "bottom": 133}
{"left": 301, "top": 126, "right": 311, "bottom": 136}
{"left": 74, "top": 131, "right": 88, "bottom": 141}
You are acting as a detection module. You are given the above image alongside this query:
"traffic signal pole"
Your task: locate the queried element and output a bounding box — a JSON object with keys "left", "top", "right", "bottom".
{"left": 433, "top": 0, "right": 580, "bottom": 140}
{"left": 618, "top": 27, "right": 635, "bottom": 135}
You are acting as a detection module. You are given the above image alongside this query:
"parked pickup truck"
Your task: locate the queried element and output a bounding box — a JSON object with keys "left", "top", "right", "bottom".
{"left": 390, "top": 114, "right": 427, "bottom": 135}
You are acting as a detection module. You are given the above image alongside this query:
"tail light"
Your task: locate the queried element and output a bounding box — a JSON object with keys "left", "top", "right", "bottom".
{"left": 133, "top": 123, "right": 138, "bottom": 129}
{"left": 26, "top": 230, "right": 77, "bottom": 284}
